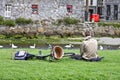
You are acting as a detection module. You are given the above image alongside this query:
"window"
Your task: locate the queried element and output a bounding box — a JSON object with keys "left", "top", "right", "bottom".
{"left": 98, "top": 0, "right": 103, "bottom": 7}
{"left": 5, "top": 4, "right": 11, "bottom": 17}
{"left": 32, "top": 4, "right": 38, "bottom": 14}
{"left": 97, "top": 7, "right": 102, "bottom": 15}
{"left": 106, "top": 5, "right": 111, "bottom": 19}
{"left": 114, "top": 5, "right": 118, "bottom": 20}
{"left": 66, "top": 5, "right": 73, "bottom": 13}
{"left": 90, "top": 0, "right": 93, "bottom": 5}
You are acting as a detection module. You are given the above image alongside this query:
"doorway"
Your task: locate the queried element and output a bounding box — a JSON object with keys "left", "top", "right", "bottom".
{"left": 89, "top": 9, "right": 94, "bottom": 16}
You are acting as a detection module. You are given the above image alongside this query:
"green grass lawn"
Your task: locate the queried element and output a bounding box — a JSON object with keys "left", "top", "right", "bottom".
{"left": 0, "top": 48, "right": 120, "bottom": 80}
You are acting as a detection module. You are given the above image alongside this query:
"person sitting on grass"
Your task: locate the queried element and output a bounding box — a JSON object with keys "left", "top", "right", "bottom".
{"left": 71, "top": 31, "right": 103, "bottom": 61}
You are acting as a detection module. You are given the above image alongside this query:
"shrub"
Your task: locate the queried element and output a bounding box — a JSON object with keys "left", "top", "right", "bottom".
{"left": 63, "top": 17, "right": 79, "bottom": 25}
{"left": 12, "top": 34, "right": 23, "bottom": 39}
{"left": 0, "top": 16, "right": 4, "bottom": 25}
{"left": 57, "top": 19, "right": 64, "bottom": 25}
{"left": 98, "top": 22, "right": 120, "bottom": 28}
{"left": 0, "top": 35, "right": 6, "bottom": 39}
{"left": 25, "top": 18, "right": 33, "bottom": 24}
{"left": 0, "top": 16, "right": 4, "bottom": 21}
{"left": 4, "top": 19, "right": 16, "bottom": 27}
{"left": 16, "top": 17, "right": 32, "bottom": 25}
{"left": 16, "top": 17, "right": 26, "bottom": 25}
{"left": 55, "top": 17, "right": 79, "bottom": 25}
{"left": 0, "top": 21, "right": 3, "bottom": 25}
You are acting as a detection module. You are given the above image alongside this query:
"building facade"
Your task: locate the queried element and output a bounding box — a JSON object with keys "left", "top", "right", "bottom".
{"left": 0, "top": 0, "right": 84, "bottom": 21}
{"left": 84, "top": 0, "right": 98, "bottom": 14}
{"left": 0, "top": 0, "right": 120, "bottom": 21}
{"left": 103, "top": 0, "right": 120, "bottom": 20}
{"left": 97, "top": 0, "right": 104, "bottom": 17}
{"left": 84, "top": 0, "right": 120, "bottom": 21}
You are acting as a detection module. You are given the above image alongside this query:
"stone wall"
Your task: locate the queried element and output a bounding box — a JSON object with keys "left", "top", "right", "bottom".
{"left": 0, "top": 22, "right": 120, "bottom": 37}
{"left": 0, "top": 0, "right": 84, "bottom": 21}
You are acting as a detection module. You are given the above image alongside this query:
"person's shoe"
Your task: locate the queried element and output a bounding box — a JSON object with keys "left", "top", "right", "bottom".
{"left": 88, "top": 57, "right": 104, "bottom": 62}
{"left": 96, "top": 57, "right": 104, "bottom": 61}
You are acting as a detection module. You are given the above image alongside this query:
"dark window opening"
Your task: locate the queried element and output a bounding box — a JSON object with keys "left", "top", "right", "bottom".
{"left": 90, "top": 0, "right": 93, "bottom": 5}
{"left": 106, "top": 5, "right": 111, "bottom": 20}
{"left": 97, "top": 7, "right": 102, "bottom": 15}
{"left": 89, "top": 9, "right": 93, "bottom": 15}
{"left": 114, "top": 5, "right": 118, "bottom": 20}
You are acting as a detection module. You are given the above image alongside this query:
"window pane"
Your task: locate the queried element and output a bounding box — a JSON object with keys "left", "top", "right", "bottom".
{"left": 114, "top": 5, "right": 118, "bottom": 20}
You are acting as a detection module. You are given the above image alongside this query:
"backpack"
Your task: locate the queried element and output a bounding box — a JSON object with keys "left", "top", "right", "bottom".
{"left": 14, "top": 51, "right": 35, "bottom": 60}
{"left": 14, "top": 51, "right": 27, "bottom": 60}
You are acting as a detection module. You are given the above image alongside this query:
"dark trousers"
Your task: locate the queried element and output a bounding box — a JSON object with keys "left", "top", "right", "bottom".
{"left": 71, "top": 54, "right": 103, "bottom": 62}
{"left": 71, "top": 54, "right": 83, "bottom": 60}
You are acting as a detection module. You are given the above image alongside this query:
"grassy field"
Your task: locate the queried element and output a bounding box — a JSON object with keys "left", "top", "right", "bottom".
{"left": 0, "top": 48, "right": 120, "bottom": 80}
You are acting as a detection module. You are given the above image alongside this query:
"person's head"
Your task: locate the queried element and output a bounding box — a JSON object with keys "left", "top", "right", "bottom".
{"left": 84, "top": 30, "right": 92, "bottom": 40}
{"left": 85, "top": 30, "right": 91, "bottom": 37}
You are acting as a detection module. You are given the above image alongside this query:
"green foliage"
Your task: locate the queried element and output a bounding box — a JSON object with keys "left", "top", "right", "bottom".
{"left": 0, "top": 16, "right": 16, "bottom": 26}
{"left": 0, "top": 16, "right": 32, "bottom": 26}
{"left": 0, "top": 16, "right": 4, "bottom": 25}
{"left": 0, "top": 35, "right": 76, "bottom": 44}
{"left": 0, "top": 16, "right": 33, "bottom": 27}
{"left": 98, "top": 22, "right": 120, "bottom": 28}
{"left": 0, "top": 35, "right": 6, "bottom": 39}
{"left": 57, "top": 19, "right": 64, "bottom": 25}
{"left": 12, "top": 34, "right": 23, "bottom": 39}
{"left": 56, "top": 17, "right": 79, "bottom": 25}
{"left": 0, "top": 16, "right": 4, "bottom": 21}
{"left": 26, "top": 18, "right": 33, "bottom": 24}
{"left": 16, "top": 17, "right": 32, "bottom": 25}
{"left": 4, "top": 19, "right": 16, "bottom": 27}
{"left": 0, "top": 49, "right": 120, "bottom": 80}
{"left": 64, "top": 17, "right": 79, "bottom": 25}
{"left": 16, "top": 17, "right": 26, "bottom": 25}
{"left": 0, "top": 21, "right": 3, "bottom": 25}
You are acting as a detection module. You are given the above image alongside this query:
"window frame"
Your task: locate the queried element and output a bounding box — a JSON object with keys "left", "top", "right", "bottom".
{"left": 66, "top": 5, "right": 73, "bottom": 14}
{"left": 5, "top": 4, "right": 12, "bottom": 18}
{"left": 32, "top": 4, "right": 38, "bottom": 14}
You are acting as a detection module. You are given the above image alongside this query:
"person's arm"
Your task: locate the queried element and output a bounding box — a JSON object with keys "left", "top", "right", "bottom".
{"left": 80, "top": 42, "right": 85, "bottom": 56}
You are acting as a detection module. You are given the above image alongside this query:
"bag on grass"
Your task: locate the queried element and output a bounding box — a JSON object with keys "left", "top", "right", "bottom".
{"left": 14, "top": 51, "right": 35, "bottom": 60}
{"left": 14, "top": 51, "right": 27, "bottom": 60}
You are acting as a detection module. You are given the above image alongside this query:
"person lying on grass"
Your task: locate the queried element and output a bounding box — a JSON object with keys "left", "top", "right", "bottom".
{"left": 71, "top": 30, "right": 103, "bottom": 61}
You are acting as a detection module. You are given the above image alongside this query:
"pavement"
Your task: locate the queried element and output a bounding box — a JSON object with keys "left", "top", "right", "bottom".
{"left": 69, "top": 37, "right": 120, "bottom": 46}
{"left": 96, "top": 37, "right": 120, "bottom": 45}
